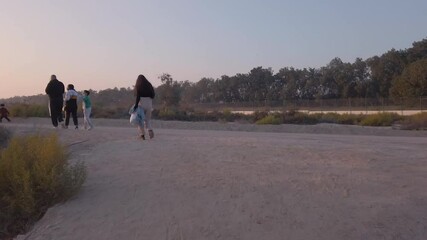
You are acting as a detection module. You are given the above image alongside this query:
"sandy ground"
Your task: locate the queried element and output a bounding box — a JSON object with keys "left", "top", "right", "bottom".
{"left": 2, "top": 118, "right": 426, "bottom": 240}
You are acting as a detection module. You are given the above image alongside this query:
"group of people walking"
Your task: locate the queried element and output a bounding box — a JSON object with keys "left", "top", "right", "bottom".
{"left": 45, "top": 74, "right": 155, "bottom": 140}
{"left": 45, "top": 75, "right": 93, "bottom": 130}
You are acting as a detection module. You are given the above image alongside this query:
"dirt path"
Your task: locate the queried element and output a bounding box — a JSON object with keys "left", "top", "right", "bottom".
{"left": 4, "top": 119, "right": 426, "bottom": 240}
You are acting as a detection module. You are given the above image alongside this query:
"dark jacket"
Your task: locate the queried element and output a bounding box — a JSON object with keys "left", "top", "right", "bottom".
{"left": 135, "top": 81, "right": 155, "bottom": 107}
{"left": 45, "top": 79, "right": 65, "bottom": 100}
{"left": 0, "top": 107, "right": 9, "bottom": 116}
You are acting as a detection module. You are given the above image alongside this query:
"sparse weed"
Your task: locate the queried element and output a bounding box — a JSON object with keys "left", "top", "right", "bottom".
{"left": 359, "top": 112, "right": 402, "bottom": 126}
{"left": 400, "top": 112, "right": 427, "bottom": 130}
{"left": 256, "top": 114, "right": 283, "bottom": 125}
{"left": 0, "top": 134, "right": 86, "bottom": 239}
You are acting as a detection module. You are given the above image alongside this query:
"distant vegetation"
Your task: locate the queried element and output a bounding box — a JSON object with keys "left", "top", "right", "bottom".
{"left": 8, "top": 104, "right": 49, "bottom": 118}
{"left": 152, "top": 109, "right": 426, "bottom": 128}
{"left": 0, "top": 134, "right": 86, "bottom": 239}
{"left": 152, "top": 38, "right": 427, "bottom": 106}
{"left": 249, "top": 111, "right": 420, "bottom": 127}
{"left": 2, "top": 38, "right": 427, "bottom": 108}
{"left": 1, "top": 38, "right": 426, "bottom": 129}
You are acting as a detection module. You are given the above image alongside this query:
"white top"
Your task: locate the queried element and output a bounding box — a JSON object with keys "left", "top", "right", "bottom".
{"left": 64, "top": 89, "right": 80, "bottom": 101}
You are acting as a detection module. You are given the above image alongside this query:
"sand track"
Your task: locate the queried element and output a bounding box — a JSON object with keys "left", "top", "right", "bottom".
{"left": 2, "top": 118, "right": 426, "bottom": 240}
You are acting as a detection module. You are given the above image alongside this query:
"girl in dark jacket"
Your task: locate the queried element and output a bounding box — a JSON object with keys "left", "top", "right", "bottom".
{"left": 133, "top": 74, "right": 155, "bottom": 139}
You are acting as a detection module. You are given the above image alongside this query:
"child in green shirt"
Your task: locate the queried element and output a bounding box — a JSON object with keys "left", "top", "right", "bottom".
{"left": 82, "top": 90, "right": 94, "bottom": 130}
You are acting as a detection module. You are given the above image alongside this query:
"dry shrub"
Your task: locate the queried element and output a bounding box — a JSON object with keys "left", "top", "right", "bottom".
{"left": 9, "top": 104, "right": 49, "bottom": 118}
{"left": 252, "top": 111, "right": 269, "bottom": 122}
{"left": 313, "top": 112, "right": 340, "bottom": 123}
{"left": 256, "top": 114, "right": 283, "bottom": 125}
{"left": 337, "top": 113, "right": 364, "bottom": 125}
{"left": 282, "top": 110, "right": 318, "bottom": 124}
{"left": 360, "top": 112, "right": 402, "bottom": 126}
{"left": 0, "top": 134, "right": 86, "bottom": 239}
{"left": 400, "top": 112, "right": 427, "bottom": 130}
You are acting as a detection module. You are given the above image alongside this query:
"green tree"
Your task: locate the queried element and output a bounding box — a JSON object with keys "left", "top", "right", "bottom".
{"left": 352, "top": 58, "right": 373, "bottom": 98}
{"left": 390, "top": 59, "right": 427, "bottom": 98}
{"left": 178, "top": 80, "right": 196, "bottom": 105}
{"left": 300, "top": 68, "right": 321, "bottom": 99}
{"left": 156, "top": 73, "right": 182, "bottom": 108}
{"left": 367, "top": 49, "right": 407, "bottom": 97}
{"left": 275, "top": 67, "right": 300, "bottom": 100}
{"left": 406, "top": 38, "right": 427, "bottom": 63}
{"left": 319, "top": 58, "right": 355, "bottom": 98}
{"left": 194, "top": 77, "right": 216, "bottom": 103}
{"left": 247, "top": 67, "right": 274, "bottom": 102}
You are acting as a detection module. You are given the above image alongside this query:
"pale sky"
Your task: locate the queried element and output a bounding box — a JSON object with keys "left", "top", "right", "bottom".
{"left": 1, "top": 0, "right": 426, "bottom": 98}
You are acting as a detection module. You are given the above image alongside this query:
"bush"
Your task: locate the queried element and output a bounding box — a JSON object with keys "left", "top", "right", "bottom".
{"left": 9, "top": 104, "right": 49, "bottom": 118}
{"left": 282, "top": 110, "right": 318, "bottom": 124}
{"left": 252, "top": 111, "right": 269, "bottom": 122}
{"left": 157, "top": 108, "right": 184, "bottom": 120}
{"left": 0, "top": 134, "right": 86, "bottom": 239}
{"left": 400, "top": 112, "right": 427, "bottom": 130}
{"left": 314, "top": 112, "right": 340, "bottom": 123}
{"left": 91, "top": 107, "right": 128, "bottom": 119}
{"left": 256, "top": 114, "right": 283, "bottom": 125}
{"left": 337, "top": 113, "right": 364, "bottom": 125}
{"left": 153, "top": 108, "right": 190, "bottom": 121}
{"left": 359, "top": 112, "right": 402, "bottom": 126}
{"left": 221, "top": 109, "right": 233, "bottom": 122}
{"left": 314, "top": 113, "right": 363, "bottom": 125}
{"left": 152, "top": 108, "right": 222, "bottom": 122}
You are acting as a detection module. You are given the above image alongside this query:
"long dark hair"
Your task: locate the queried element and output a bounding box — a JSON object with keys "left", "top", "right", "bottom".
{"left": 134, "top": 74, "right": 150, "bottom": 96}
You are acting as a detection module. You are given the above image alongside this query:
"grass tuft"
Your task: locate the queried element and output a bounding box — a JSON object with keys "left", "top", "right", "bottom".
{"left": 256, "top": 114, "right": 283, "bottom": 125}
{"left": 400, "top": 112, "right": 427, "bottom": 130}
{"left": 0, "top": 134, "right": 86, "bottom": 239}
{"left": 359, "top": 112, "right": 402, "bottom": 126}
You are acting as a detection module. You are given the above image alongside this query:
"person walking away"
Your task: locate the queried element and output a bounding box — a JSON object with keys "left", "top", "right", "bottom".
{"left": 0, "top": 104, "right": 11, "bottom": 122}
{"left": 82, "top": 90, "right": 94, "bottom": 130}
{"left": 64, "top": 84, "right": 79, "bottom": 129}
{"left": 133, "top": 74, "right": 155, "bottom": 140}
{"left": 45, "top": 75, "right": 65, "bottom": 128}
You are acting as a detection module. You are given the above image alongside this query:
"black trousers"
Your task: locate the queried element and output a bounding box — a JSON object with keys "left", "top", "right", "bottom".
{"left": 0, "top": 116, "right": 11, "bottom": 122}
{"left": 65, "top": 108, "right": 78, "bottom": 127}
{"left": 49, "top": 98, "right": 63, "bottom": 127}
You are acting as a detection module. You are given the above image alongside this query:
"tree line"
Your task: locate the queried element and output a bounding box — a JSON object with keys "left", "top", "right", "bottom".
{"left": 2, "top": 38, "right": 426, "bottom": 110}
{"left": 156, "top": 38, "right": 427, "bottom": 107}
